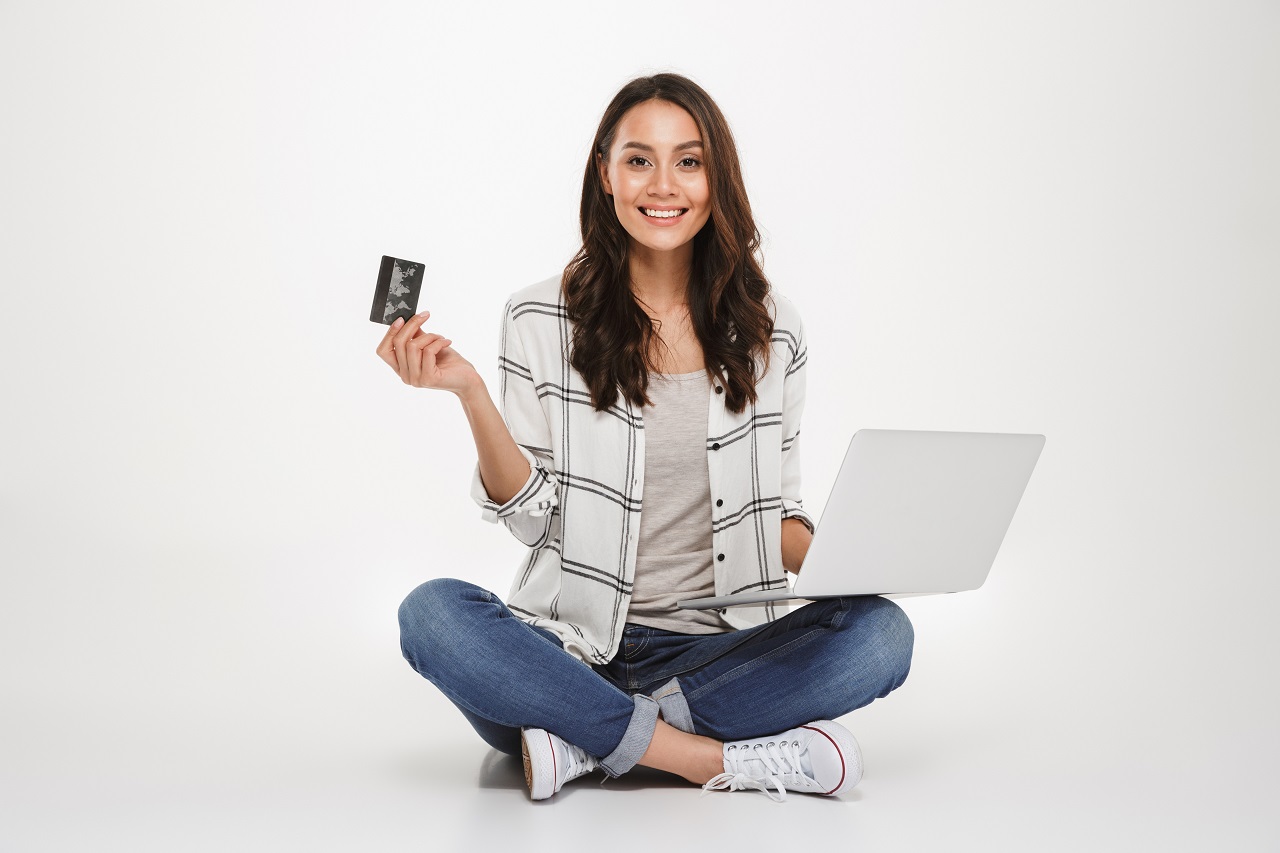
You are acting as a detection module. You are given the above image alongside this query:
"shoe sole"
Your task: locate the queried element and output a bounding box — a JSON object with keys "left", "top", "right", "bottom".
{"left": 520, "top": 728, "right": 557, "bottom": 800}
{"left": 521, "top": 734, "right": 533, "bottom": 792}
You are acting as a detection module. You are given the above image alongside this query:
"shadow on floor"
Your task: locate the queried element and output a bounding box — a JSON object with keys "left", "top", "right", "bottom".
{"left": 476, "top": 750, "right": 691, "bottom": 797}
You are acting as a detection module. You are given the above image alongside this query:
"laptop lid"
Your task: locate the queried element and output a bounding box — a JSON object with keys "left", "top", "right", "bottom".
{"left": 679, "top": 429, "right": 1044, "bottom": 609}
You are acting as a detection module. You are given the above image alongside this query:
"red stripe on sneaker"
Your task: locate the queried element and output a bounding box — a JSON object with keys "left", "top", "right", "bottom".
{"left": 546, "top": 731, "right": 556, "bottom": 788}
{"left": 801, "top": 725, "right": 844, "bottom": 794}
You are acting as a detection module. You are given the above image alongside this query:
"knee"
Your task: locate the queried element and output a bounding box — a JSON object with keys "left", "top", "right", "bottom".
{"left": 845, "top": 596, "right": 914, "bottom": 692}
{"left": 871, "top": 597, "right": 914, "bottom": 689}
{"left": 397, "top": 578, "right": 484, "bottom": 670}
{"left": 398, "top": 577, "right": 477, "bottom": 631}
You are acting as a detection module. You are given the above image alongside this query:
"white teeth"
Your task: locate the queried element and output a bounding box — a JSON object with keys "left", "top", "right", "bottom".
{"left": 643, "top": 208, "right": 684, "bottom": 218}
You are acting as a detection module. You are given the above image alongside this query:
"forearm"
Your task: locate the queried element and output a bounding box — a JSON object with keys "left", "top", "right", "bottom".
{"left": 781, "top": 516, "right": 813, "bottom": 575}
{"left": 457, "top": 379, "right": 532, "bottom": 506}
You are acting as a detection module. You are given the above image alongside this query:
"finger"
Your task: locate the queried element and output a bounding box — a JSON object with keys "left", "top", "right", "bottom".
{"left": 390, "top": 311, "right": 432, "bottom": 378}
{"left": 408, "top": 331, "right": 445, "bottom": 350}
{"left": 376, "top": 316, "right": 406, "bottom": 367}
{"left": 406, "top": 333, "right": 445, "bottom": 386}
{"left": 394, "top": 310, "right": 431, "bottom": 348}
{"left": 392, "top": 312, "right": 432, "bottom": 381}
{"left": 415, "top": 337, "right": 453, "bottom": 386}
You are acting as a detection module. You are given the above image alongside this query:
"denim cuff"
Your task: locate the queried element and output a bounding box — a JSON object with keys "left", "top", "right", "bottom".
{"left": 598, "top": 693, "right": 659, "bottom": 778}
{"left": 650, "top": 677, "right": 694, "bottom": 734}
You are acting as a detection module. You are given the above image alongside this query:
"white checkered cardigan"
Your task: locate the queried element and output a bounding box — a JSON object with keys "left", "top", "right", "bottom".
{"left": 470, "top": 275, "right": 815, "bottom": 665}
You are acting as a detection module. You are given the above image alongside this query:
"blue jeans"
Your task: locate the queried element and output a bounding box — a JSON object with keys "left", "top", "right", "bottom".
{"left": 398, "top": 578, "right": 913, "bottom": 777}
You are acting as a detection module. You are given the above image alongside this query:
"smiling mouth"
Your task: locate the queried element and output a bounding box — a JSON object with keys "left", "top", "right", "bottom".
{"left": 641, "top": 208, "right": 688, "bottom": 219}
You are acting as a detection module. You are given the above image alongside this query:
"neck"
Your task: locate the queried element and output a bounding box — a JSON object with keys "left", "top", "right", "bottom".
{"left": 627, "top": 241, "right": 693, "bottom": 312}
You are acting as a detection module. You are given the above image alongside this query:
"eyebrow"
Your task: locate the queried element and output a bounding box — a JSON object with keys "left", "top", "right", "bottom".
{"left": 620, "top": 140, "right": 704, "bottom": 153}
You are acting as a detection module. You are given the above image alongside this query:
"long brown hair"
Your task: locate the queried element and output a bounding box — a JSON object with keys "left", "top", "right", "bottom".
{"left": 561, "top": 73, "right": 774, "bottom": 414}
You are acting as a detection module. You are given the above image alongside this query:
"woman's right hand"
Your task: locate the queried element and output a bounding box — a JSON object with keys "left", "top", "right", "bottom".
{"left": 376, "top": 310, "right": 482, "bottom": 397}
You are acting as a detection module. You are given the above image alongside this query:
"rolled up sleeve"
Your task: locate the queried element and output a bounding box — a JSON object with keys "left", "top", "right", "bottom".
{"left": 779, "top": 314, "right": 815, "bottom": 534}
{"left": 469, "top": 299, "right": 559, "bottom": 547}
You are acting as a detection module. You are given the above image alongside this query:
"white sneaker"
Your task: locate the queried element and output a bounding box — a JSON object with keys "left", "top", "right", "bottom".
{"left": 520, "top": 727, "right": 599, "bottom": 800}
{"left": 702, "top": 720, "right": 863, "bottom": 802}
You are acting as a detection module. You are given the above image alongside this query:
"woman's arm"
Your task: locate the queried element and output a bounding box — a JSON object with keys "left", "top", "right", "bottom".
{"left": 457, "top": 379, "right": 532, "bottom": 505}
{"left": 468, "top": 298, "right": 560, "bottom": 544}
{"left": 376, "top": 310, "right": 531, "bottom": 504}
{"left": 782, "top": 516, "right": 813, "bottom": 574}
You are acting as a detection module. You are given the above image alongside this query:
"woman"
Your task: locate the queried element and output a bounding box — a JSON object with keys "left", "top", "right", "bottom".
{"left": 380, "top": 73, "right": 913, "bottom": 802}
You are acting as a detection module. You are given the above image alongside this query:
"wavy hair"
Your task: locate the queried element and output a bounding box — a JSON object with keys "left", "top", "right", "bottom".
{"left": 561, "top": 73, "right": 773, "bottom": 414}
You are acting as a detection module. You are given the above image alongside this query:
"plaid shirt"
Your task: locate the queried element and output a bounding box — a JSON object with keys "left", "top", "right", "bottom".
{"left": 470, "top": 275, "right": 815, "bottom": 665}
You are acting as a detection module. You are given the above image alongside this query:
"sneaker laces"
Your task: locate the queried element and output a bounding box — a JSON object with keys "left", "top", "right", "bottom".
{"left": 701, "top": 739, "right": 808, "bottom": 803}
{"left": 562, "top": 741, "right": 596, "bottom": 781}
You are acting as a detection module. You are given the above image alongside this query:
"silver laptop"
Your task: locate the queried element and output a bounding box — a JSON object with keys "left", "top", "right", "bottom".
{"left": 678, "top": 429, "right": 1045, "bottom": 610}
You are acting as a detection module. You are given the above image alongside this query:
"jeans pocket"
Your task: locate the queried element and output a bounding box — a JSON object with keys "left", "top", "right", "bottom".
{"left": 621, "top": 630, "right": 651, "bottom": 661}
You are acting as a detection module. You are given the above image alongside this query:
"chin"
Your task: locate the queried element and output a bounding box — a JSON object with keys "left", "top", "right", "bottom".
{"left": 634, "top": 236, "right": 692, "bottom": 255}
{"left": 628, "top": 223, "right": 702, "bottom": 253}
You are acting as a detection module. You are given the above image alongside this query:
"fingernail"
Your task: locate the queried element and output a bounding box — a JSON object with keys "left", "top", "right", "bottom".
{"left": 392, "top": 317, "right": 404, "bottom": 328}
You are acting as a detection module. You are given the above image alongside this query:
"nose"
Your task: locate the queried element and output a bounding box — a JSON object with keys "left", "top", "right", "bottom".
{"left": 648, "top": 163, "right": 676, "bottom": 197}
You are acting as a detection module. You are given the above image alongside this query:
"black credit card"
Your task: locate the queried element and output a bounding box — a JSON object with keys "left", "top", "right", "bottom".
{"left": 369, "top": 255, "right": 424, "bottom": 325}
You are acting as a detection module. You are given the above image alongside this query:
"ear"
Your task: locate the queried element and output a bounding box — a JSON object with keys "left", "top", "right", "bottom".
{"left": 597, "top": 152, "right": 612, "bottom": 196}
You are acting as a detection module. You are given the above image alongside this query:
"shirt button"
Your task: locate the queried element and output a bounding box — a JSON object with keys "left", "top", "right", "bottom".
{"left": 714, "top": 386, "right": 724, "bottom": 394}
{"left": 711, "top": 443, "right": 721, "bottom": 451}
{"left": 717, "top": 553, "right": 725, "bottom": 562}
{"left": 716, "top": 499, "right": 723, "bottom": 507}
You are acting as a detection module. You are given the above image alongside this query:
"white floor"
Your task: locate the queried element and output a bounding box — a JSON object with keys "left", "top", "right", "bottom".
{"left": 4, "top": 550, "right": 1275, "bottom": 852}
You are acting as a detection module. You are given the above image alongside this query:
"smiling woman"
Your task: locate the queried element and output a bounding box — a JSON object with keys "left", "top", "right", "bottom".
{"left": 603, "top": 105, "right": 711, "bottom": 245}
{"left": 384, "top": 72, "right": 914, "bottom": 805}
{"left": 565, "top": 75, "right": 775, "bottom": 411}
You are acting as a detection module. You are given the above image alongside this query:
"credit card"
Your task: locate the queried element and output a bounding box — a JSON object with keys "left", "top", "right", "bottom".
{"left": 369, "top": 255, "right": 424, "bottom": 324}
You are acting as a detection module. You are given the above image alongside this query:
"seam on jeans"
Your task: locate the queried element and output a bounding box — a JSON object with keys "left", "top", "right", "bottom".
{"left": 637, "top": 629, "right": 760, "bottom": 688}
{"left": 653, "top": 683, "right": 695, "bottom": 735}
{"left": 655, "top": 676, "right": 686, "bottom": 696}
{"left": 423, "top": 653, "right": 632, "bottom": 733}
{"left": 622, "top": 631, "right": 651, "bottom": 660}
{"left": 684, "top": 626, "right": 827, "bottom": 704}
{"left": 427, "top": 676, "right": 533, "bottom": 730}
{"left": 622, "top": 599, "right": 858, "bottom": 697}
{"left": 681, "top": 597, "right": 857, "bottom": 704}
{"left": 830, "top": 598, "right": 850, "bottom": 632}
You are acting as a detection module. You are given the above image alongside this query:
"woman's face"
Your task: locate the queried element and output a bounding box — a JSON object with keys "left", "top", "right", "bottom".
{"left": 598, "top": 99, "right": 712, "bottom": 258}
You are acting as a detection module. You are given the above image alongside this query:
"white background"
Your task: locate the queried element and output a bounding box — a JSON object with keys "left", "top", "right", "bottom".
{"left": 2, "top": 1, "right": 1277, "bottom": 849}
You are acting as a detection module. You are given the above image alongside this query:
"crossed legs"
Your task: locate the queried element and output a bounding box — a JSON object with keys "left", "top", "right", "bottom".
{"left": 398, "top": 579, "right": 914, "bottom": 784}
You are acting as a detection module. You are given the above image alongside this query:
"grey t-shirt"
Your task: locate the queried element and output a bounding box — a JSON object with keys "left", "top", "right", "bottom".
{"left": 627, "top": 370, "right": 735, "bottom": 634}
